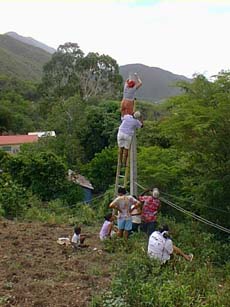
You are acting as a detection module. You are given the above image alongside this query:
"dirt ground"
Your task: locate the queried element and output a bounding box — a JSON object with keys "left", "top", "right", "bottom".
{"left": 0, "top": 220, "right": 114, "bottom": 307}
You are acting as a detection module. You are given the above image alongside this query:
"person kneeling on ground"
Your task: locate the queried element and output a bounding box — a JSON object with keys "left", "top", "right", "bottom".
{"left": 71, "top": 226, "right": 88, "bottom": 249}
{"left": 148, "top": 224, "right": 193, "bottom": 264}
{"left": 99, "top": 213, "right": 118, "bottom": 240}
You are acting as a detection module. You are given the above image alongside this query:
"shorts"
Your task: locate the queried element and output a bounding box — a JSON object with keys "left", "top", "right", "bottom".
{"left": 117, "top": 131, "right": 132, "bottom": 149}
{"left": 118, "top": 217, "right": 132, "bottom": 231}
{"left": 121, "top": 99, "right": 134, "bottom": 116}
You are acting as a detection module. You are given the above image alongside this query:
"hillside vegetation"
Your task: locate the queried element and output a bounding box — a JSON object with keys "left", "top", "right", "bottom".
{"left": 0, "top": 34, "right": 51, "bottom": 81}
{"left": 119, "top": 63, "right": 190, "bottom": 102}
{"left": 0, "top": 33, "right": 190, "bottom": 101}
{"left": 5, "top": 31, "right": 56, "bottom": 54}
{"left": 0, "top": 42, "right": 229, "bottom": 306}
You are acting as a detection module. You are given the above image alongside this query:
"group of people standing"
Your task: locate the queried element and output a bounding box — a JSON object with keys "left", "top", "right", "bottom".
{"left": 109, "top": 186, "right": 160, "bottom": 239}
{"left": 99, "top": 187, "right": 193, "bottom": 264}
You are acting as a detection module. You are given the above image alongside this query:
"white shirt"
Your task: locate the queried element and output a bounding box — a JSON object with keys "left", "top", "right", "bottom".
{"left": 71, "top": 233, "right": 80, "bottom": 246}
{"left": 99, "top": 220, "right": 112, "bottom": 240}
{"left": 131, "top": 205, "right": 141, "bottom": 224}
{"left": 118, "top": 115, "right": 142, "bottom": 137}
{"left": 148, "top": 231, "right": 173, "bottom": 263}
{"left": 110, "top": 195, "right": 136, "bottom": 219}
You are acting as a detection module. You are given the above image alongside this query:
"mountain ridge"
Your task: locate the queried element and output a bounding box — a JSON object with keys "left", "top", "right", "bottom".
{"left": 0, "top": 32, "right": 191, "bottom": 100}
{"left": 0, "top": 34, "right": 51, "bottom": 81}
{"left": 5, "top": 31, "right": 56, "bottom": 54}
{"left": 119, "top": 63, "right": 190, "bottom": 102}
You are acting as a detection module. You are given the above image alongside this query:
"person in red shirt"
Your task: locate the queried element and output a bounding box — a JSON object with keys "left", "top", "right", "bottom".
{"left": 139, "top": 188, "right": 160, "bottom": 237}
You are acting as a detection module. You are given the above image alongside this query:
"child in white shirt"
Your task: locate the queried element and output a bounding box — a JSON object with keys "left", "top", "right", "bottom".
{"left": 71, "top": 226, "right": 87, "bottom": 249}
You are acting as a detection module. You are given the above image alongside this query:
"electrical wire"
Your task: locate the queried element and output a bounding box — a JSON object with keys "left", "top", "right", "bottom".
{"left": 135, "top": 181, "right": 230, "bottom": 234}
{"left": 161, "top": 197, "right": 230, "bottom": 234}
{"left": 160, "top": 190, "right": 230, "bottom": 215}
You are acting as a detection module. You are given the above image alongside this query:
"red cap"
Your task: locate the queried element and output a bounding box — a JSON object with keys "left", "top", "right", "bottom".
{"left": 127, "top": 80, "right": 136, "bottom": 88}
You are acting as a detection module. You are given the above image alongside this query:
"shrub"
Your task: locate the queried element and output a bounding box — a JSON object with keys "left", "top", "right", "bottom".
{"left": 0, "top": 173, "right": 29, "bottom": 218}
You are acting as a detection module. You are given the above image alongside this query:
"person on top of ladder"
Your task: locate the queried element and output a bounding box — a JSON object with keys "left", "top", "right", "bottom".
{"left": 117, "top": 110, "right": 143, "bottom": 167}
{"left": 121, "top": 73, "right": 142, "bottom": 117}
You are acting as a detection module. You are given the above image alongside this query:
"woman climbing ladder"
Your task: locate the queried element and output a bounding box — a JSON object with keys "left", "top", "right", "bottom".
{"left": 121, "top": 73, "right": 142, "bottom": 117}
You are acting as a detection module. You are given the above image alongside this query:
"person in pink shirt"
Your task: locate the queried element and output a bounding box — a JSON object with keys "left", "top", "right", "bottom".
{"left": 139, "top": 188, "right": 161, "bottom": 237}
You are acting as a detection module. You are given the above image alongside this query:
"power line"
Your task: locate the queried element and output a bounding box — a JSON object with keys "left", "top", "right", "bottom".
{"left": 160, "top": 191, "right": 230, "bottom": 215}
{"left": 161, "top": 197, "right": 230, "bottom": 234}
{"left": 135, "top": 181, "right": 230, "bottom": 234}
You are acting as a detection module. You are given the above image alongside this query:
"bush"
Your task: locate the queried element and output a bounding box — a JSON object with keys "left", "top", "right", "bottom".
{"left": 93, "top": 219, "right": 230, "bottom": 307}
{"left": 7, "top": 151, "right": 68, "bottom": 201}
{"left": 0, "top": 173, "right": 29, "bottom": 218}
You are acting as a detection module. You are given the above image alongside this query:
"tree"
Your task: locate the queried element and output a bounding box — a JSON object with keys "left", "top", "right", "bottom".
{"left": 78, "top": 100, "right": 120, "bottom": 161}
{"left": 7, "top": 151, "right": 68, "bottom": 201}
{"left": 83, "top": 147, "right": 117, "bottom": 193}
{"left": 160, "top": 72, "right": 230, "bottom": 227}
{"left": 41, "top": 42, "right": 122, "bottom": 101}
{"left": 137, "top": 120, "right": 170, "bottom": 148}
{"left": 0, "top": 75, "right": 39, "bottom": 134}
{"left": 79, "top": 52, "right": 123, "bottom": 100}
{"left": 0, "top": 105, "right": 13, "bottom": 133}
{"left": 137, "top": 146, "right": 184, "bottom": 193}
{"left": 41, "top": 43, "right": 84, "bottom": 99}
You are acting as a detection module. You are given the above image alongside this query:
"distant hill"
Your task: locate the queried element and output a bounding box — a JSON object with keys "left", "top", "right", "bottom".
{"left": 119, "top": 64, "right": 191, "bottom": 102}
{"left": 5, "top": 32, "right": 56, "bottom": 54}
{"left": 0, "top": 32, "right": 190, "bottom": 99}
{"left": 0, "top": 34, "right": 52, "bottom": 81}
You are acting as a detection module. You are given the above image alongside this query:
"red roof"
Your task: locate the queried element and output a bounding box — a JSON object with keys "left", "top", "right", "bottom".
{"left": 0, "top": 135, "right": 38, "bottom": 145}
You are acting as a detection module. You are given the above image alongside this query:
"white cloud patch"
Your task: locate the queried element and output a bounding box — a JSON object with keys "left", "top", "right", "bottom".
{"left": 0, "top": 0, "right": 230, "bottom": 77}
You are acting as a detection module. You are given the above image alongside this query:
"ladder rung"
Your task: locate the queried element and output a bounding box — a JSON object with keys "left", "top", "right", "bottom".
{"left": 119, "top": 175, "right": 125, "bottom": 178}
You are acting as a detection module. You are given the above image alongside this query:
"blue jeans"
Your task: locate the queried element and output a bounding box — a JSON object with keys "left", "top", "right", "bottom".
{"left": 140, "top": 221, "right": 156, "bottom": 237}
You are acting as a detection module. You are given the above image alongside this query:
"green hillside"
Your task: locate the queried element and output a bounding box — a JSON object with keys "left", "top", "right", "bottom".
{"left": 120, "top": 63, "right": 191, "bottom": 102}
{"left": 0, "top": 34, "right": 51, "bottom": 81}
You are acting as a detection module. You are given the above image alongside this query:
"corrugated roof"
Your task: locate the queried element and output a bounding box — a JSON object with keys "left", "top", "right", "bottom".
{"left": 68, "top": 170, "right": 94, "bottom": 190}
{"left": 0, "top": 135, "right": 38, "bottom": 145}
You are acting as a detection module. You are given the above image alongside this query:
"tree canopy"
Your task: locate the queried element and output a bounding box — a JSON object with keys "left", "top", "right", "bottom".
{"left": 41, "top": 42, "right": 123, "bottom": 101}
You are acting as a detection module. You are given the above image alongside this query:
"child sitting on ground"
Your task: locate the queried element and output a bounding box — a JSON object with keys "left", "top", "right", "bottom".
{"left": 71, "top": 226, "right": 88, "bottom": 249}
{"left": 99, "top": 213, "right": 118, "bottom": 240}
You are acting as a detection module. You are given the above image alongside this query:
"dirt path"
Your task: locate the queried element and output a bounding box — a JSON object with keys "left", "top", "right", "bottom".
{"left": 0, "top": 220, "right": 114, "bottom": 307}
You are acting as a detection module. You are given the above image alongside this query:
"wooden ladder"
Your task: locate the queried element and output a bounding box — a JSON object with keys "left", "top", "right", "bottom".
{"left": 114, "top": 150, "right": 130, "bottom": 197}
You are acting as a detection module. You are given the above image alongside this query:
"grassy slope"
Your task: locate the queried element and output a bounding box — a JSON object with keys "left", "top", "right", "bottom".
{"left": 0, "top": 34, "right": 51, "bottom": 81}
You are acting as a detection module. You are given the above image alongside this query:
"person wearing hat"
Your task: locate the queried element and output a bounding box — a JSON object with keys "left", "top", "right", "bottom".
{"left": 148, "top": 224, "right": 194, "bottom": 263}
{"left": 117, "top": 110, "right": 143, "bottom": 166}
{"left": 121, "top": 73, "right": 142, "bottom": 117}
{"left": 139, "top": 188, "right": 161, "bottom": 237}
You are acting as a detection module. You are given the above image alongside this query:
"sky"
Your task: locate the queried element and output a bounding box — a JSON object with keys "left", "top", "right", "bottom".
{"left": 1, "top": 0, "right": 230, "bottom": 78}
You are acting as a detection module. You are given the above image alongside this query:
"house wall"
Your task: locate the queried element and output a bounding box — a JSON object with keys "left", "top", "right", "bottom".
{"left": 83, "top": 188, "right": 92, "bottom": 203}
{"left": 0, "top": 145, "right": 20, "bottom": 154}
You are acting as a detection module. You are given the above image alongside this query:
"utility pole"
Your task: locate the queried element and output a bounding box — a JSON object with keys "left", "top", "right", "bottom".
{"left": 130, "top": 131, "right": 137, "bottom": 196}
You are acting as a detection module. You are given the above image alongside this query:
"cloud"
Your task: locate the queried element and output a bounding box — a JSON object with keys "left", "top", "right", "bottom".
{"left": 0, "top": 0, "right": 230, "bottom": 77}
